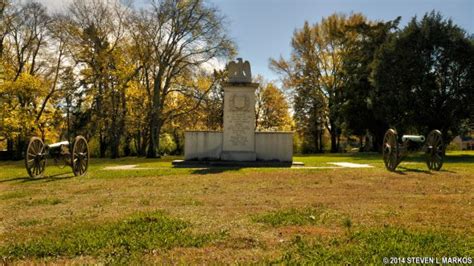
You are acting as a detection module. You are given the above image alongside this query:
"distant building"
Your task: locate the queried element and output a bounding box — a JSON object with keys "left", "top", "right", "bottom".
{"left": 451, "top": 135, "right": 474, "bottom": 150}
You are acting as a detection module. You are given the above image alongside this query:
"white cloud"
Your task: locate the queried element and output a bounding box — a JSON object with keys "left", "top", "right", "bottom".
{"left": 32, "top": 0, "right": 73, "bottom": 13}
{"left": 31, "top": 0, "right": 136, "bottom": 13}
{"left": 201, "top": 57, "right": 226, "bottom": 74}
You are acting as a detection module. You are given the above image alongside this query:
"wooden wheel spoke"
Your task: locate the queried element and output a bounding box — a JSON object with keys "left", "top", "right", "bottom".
{"left": 383, "top": 129, "right": 399, "bottom": 171}
{"left": 35, "top": 140, "right": 42, "bottom": 154}
{"left": 71, "top": 136, "right": 89, "bottom": 176}
{"left": 30, "top": 142, "right": 37, "bottom": 155}
{"left": 25, "top": 137, "right": 46, "bottom": 178}
{"left": 425, "top": 130, "right": 444, "bottom": 171}
{"left": 31, "top": 141, "right": 38, "bottom": 154}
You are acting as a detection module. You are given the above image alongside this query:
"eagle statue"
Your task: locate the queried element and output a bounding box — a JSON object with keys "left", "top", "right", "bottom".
{"left": 227, "top": 58, "right": 252, "bottom": 83}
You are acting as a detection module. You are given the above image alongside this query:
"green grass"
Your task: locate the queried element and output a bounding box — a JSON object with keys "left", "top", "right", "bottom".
{"left": 1, "top": 151, "right": 473, "bottom": 181}
{"left": 0, "top": 151, "right": 472, "bottom": 263}
{"left": 0, "top": 190, "right": 31, "bottom": 200}
{"left": 17, "top": 219, "right": 42, "bottom": 227}
{"left": 22, "top": 197, "right": 63, "bottom": 206}
{"left": 0, "top": 211, "right": 225, "bottom": 263}
{"left": 252, "top": 206, "right": 332, "bottom": 227}
{"left": 276, "top": 227, "right": 474, "bottom": 264}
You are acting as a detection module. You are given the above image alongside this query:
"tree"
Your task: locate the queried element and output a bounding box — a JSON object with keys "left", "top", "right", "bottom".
{"left": 59, "top": 0, "right": 138, "bottom": 158}
{"left": 255, "top": 81, "right": 292, "bottom": 131}
{"left": 0, "top": 1, "right": 66, "bottom": 159}
{"left": 271, "top": 14, "right": 366, "bottom": 152}
{"left": 371, "top": 11, "right": 474, "bottom": 141}
{"left": 341, "top": 17, "right": 400, "bottom": 151}
{"left": 199, "top": 70, "right": 226, "bottom": 131}
{"left": 129, "top": 0, "right": 235, "bottom": 158}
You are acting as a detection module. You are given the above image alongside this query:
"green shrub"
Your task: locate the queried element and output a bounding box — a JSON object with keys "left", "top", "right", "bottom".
{"left": 159, "top": 133, "right": 177, "bottom": 155}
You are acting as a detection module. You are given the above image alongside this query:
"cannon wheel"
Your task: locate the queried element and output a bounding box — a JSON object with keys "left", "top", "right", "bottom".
{"left": 54, "top": 149, "right": 69, "bottom": 169}
{"left": 425, "top": 130, "right": 444, "bottom": 171}
{"left": 71, "top": 136, "right": 89, "bottom": 176}
{"left": 25, "top": 137, "right": 46, "bottom": 178}
{"left": 383, "top": 129, "right": 399, "bottom": 171}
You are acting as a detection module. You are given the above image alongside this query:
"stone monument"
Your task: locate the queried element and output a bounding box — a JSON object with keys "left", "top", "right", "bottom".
{"left": 176, "top": 58, "right": 294, "bottom": 165}
{"left": 221, "top": 58, "right": 259, "bottom": 161}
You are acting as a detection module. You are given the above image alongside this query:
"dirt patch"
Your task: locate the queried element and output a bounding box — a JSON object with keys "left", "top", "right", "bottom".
{"left": 327, "top": 162, "right": 373, "bottom": 168}
{"left": 103, "top": 165, "right": 139, "bottom": 170}
{"left": 291, "top": 162, "right": 373, "bottom": 169}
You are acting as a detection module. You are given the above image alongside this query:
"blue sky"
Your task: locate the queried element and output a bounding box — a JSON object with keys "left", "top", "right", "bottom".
{"left": 209, "top": 0, "right": 474, "bottom": 83}
{"left": 42, "top": 0, "right": 473, "bottom": 83}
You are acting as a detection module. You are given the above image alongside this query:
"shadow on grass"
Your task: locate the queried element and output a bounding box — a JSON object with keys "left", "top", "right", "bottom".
{"left": 188, "top": 167, "right": 243, "bottom": 175}
{"left": 444, "top": 154, "right": 474, "bottom": 163}
{"left": 394, "top": 166, "right": 433, "bottom": 175}
{"left": 300, "top": 152, "right": 474, "bottom": 164}
{"left": 0, "top": 173, "right": 74, "bottom": 184}
{"left": 392, "top": 166, "right": 456, "bottom": 174}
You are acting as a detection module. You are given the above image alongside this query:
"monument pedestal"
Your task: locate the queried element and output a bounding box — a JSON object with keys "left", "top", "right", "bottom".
{"left": 221, "top": 83, "right": 259, "bottom": 161}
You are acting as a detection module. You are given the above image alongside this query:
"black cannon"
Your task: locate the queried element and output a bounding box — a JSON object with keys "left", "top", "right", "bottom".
{"left": 25, "top": 136, "right": 89, "bottom": 178}
{"left": 382, "top": 129, "right": 445, "bottom": 171}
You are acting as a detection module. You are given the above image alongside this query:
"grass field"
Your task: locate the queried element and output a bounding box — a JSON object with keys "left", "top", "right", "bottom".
{"left": 1, "top": 152, "right": 473, "bottom": 264}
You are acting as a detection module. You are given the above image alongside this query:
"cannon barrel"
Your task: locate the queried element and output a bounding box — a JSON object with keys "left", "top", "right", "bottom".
{"left": 47, "top": 141, "right": 70, "bottom": 149}
{"left": 46, "top": 141, "right": 70, "bottom": 155}
{"left": 401, "top": 135, "right": 425, "bottom": 143}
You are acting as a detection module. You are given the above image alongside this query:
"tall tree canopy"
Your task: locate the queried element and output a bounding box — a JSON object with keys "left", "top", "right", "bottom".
{"left": 271, "top": 13, "right": 367, "bottom": 152}
{"left": 129, "top": 0, "right": 235, "bottom": 158}
{"left": 341, "top": 17, "right": 400, "bottom": 151}
{"left": 0, "top": 0, "right": 64, "bottom": 158}
{"left": 371, "top": 11, "right": 474, "bottom": 141}
{"left": 255, "top": 81, "right": 292, "bottom": 131}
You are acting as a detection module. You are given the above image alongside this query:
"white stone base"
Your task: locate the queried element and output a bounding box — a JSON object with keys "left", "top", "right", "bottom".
{"left": 184, "top": 131, "right": 222, "bottom": 160}
{"left": 184, "top": 131, "right": 293, "bottom": 162}
{"left": 255, "top": 132, "right": 293, "bottom": 162}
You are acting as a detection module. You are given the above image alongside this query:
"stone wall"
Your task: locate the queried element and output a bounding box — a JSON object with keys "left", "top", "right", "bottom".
{"left": 255, "top": 132, "right": 293, "bottom": 162}
{"left": 184, "top": 131, "right": 222, "bottom": 160}
{"left": 184, "top": 131, "right": 293, "bottom": 162}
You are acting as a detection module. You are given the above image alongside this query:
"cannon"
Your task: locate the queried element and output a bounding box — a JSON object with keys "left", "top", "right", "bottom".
{"left": 25, "top": 136, "right": 89, "bottom": 178}
{"left": 382, "top": 129, "right": 445, "bottom": 171}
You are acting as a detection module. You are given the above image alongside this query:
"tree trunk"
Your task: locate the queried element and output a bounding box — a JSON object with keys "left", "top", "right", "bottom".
{"left": 99, "top": 132, "right": 107, "bottom": 158}
{"left": 337, "top": 134, "right": 341, "bottom": 152}
{"left": 140, "top": 129, "right": 148, "bottom": 157}
{"left": 123, "top": 135, "right": 131, "bottom": 156}
{"left": 110, "top": 86, "right": 127, "bottom": 159}
{"left": 330, "top": 133, "right": 337, "bottom": 153}
{"left": 146, "top": 115, "right": 161, "bottom": 158}
{"left": 147, "top": 75, "right": 162, "bottom": 158}
{"left": 7, "top": 138, "right": 14, "bottom": 160}
{"left": 135, "top": 129, "right": 145, "bottom": 156}
{"left": 370, "top": 121, "right": 389, "bottom": 152}
{"left": 110, "top": 132, "right": 119, "bottom": 159}
{"left": 318, "top": 130, "right": 323, "bottom": 153}
{"left": 312, "top": 127, "right": 319, "bottom": 153}
{"left": 329, "top": 120, "right": 340, "bottom": 153}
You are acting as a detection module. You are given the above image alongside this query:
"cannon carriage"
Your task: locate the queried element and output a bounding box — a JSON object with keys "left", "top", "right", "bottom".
{"left": 25, "top": 136, "right": 89, "bottom": 178}
{"left": 382, "top": 129, "right": 445, "bottom": 171}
